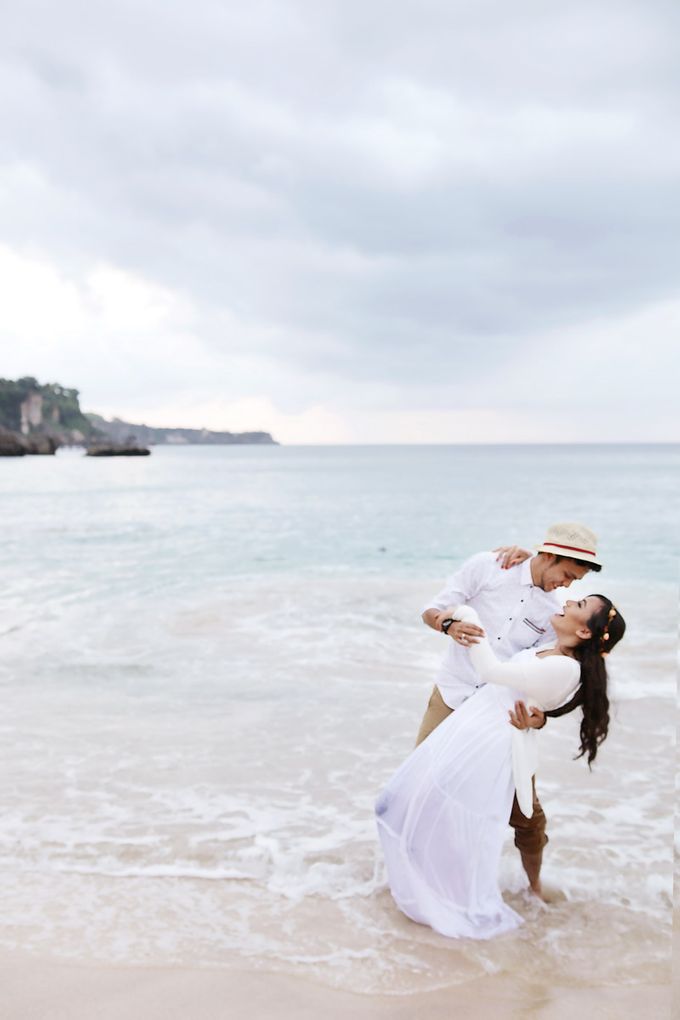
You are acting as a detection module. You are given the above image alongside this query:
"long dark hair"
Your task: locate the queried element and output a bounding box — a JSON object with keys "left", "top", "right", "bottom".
{"left": 544, "top": 595, "right": 626, "bottom": 766}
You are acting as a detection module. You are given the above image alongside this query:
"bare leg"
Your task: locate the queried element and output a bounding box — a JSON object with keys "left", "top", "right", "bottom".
{"left": 520, "top": 850, "right": 545, "bottom": 899}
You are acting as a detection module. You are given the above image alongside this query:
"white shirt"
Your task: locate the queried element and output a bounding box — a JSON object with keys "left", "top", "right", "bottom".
{"left": 423, "top": 551, "right": 563, "bottom": 709}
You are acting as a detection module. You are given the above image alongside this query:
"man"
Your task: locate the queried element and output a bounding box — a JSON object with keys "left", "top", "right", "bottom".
{"left": 417, "top": 522, "right": 602, "bottom": 898}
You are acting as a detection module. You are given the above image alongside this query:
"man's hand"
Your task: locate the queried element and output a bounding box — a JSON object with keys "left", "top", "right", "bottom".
{"left": 494, "top": 545, "right": 533, "bottom": 569}
{"left": 508, "top": 700, "right": 546, "bottom": 730}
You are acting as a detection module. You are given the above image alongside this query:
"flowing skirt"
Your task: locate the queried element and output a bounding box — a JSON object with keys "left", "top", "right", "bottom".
{"left": 376, "top": 684, "right": 523, "bottom": 940}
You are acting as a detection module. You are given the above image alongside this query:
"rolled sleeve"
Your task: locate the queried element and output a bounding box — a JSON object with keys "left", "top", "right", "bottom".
{"left": 421, "top": 552, "right": 493, "bottom": 615}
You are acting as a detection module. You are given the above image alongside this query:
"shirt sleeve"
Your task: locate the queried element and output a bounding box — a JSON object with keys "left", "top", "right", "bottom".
{"left": 421, "top": 552, "right": 494, "bottom": 614}
{"left": 453, "top": 605, "right": 580, "bottom": 710}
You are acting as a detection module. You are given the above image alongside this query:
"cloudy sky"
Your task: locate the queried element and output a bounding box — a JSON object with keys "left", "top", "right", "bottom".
{"left": 1, "top": 0, "right": 678, "bottom": 443}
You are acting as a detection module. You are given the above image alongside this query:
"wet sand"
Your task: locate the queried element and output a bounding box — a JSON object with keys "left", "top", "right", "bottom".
{"left": 0, "top": 952, "right": 671, "bottom": 1020}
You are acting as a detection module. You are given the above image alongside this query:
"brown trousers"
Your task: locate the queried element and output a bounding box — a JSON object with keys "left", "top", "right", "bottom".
{"left": 415, "top": 685, "right": 548, "bottom": 859}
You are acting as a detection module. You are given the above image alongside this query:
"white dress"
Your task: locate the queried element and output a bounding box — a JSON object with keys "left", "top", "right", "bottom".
{"left": 375, "top": 606, "right": 580, "bottom": 940}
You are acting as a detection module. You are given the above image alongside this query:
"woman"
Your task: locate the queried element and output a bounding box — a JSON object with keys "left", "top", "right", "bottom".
{"left": 375, "top": 595, "right": 625, "bottom": 940}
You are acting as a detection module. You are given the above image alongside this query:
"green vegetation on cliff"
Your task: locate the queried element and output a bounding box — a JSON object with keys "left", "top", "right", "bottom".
{"left": 0, "top": 377, "right": 97, "bottom": 439}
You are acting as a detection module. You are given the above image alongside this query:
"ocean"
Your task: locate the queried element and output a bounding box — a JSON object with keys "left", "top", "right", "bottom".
{"left": 0, "top": 444, "right": 677, "bottom": 994}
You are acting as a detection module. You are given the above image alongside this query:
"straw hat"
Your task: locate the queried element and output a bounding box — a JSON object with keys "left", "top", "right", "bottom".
{"left": 537, "top": 522, "right": 601, "bottom": 568}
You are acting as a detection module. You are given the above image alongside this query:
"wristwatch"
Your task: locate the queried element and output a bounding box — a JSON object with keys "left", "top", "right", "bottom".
{"left": 440, "top": 618, "right": 455, "bottom": 635}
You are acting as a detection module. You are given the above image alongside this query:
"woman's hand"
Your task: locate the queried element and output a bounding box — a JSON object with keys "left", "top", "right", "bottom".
{"left": 433, "top": 608, "right": 485, "bottom": 645}
{"left": 449, "top": 620, "right": 485, "bottom": 646}
{"left": 508, "top": 700, "right": 546, "bottom": 730}
{"left": 494, "top": 545, "right": 533, "bottom": 569}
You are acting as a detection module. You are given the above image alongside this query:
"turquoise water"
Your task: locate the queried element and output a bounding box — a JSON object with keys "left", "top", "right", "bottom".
{"left": 1, "top": 445, "right": 678, "bottom": 605}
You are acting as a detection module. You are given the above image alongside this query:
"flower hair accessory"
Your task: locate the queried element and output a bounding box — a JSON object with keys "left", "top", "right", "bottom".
{"left": 600, "top": 607, "right": 617, "bottom": 653}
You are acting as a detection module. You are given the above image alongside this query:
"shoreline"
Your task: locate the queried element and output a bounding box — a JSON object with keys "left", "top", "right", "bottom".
{"left": 0, "top": 952, "right": 671, "bottom": 1020}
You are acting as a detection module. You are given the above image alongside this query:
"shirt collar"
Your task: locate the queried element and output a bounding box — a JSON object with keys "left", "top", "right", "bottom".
{"left": 520, "top": 558, "right": 536, "bottom": 587}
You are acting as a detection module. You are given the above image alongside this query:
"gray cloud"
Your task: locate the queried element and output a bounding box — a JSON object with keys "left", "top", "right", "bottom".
{"left": 1, "top": 0, "right": 679, "bottom": 430}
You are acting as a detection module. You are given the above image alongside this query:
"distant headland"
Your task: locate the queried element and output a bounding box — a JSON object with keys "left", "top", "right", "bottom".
{"left": 86, "top": 414, "right": 277, "bottom": 447}
{"left": 0, "top": 377, "right": 278, "bottom": 455}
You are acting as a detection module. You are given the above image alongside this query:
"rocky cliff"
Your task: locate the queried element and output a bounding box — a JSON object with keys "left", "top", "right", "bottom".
{"left": 0, "top": 377, "right": 98, "bottom": 445}
{"left": 0, "top": 378, "right": 279, "bottom": 451}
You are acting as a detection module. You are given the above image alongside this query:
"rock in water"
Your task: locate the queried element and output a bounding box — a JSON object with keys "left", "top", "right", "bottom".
{"left": 0, "top": 427, "right": 26, "bottom": 456}
{"left": 85, "top": 443, "right": 151, "bottom": 457}
{"left": 22, "top": 434, "right": 60, "bottom": 455}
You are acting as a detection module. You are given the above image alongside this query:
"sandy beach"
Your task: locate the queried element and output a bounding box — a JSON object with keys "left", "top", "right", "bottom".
{"left": 1, "top": 951, "right": 672, "bottom": 1020}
